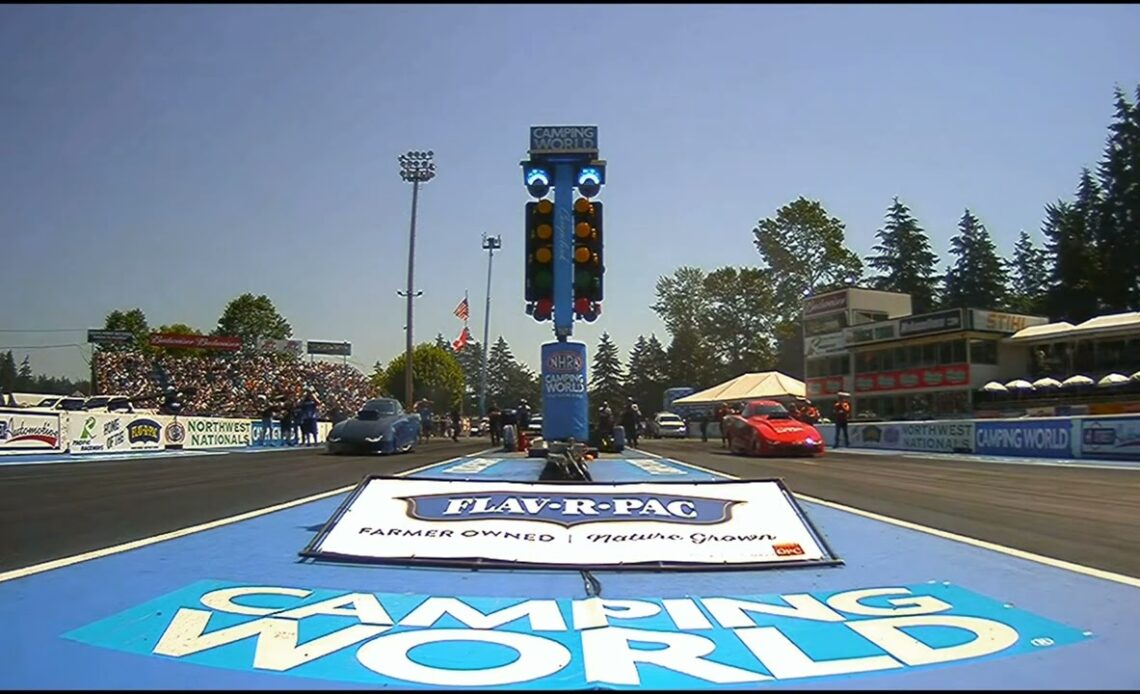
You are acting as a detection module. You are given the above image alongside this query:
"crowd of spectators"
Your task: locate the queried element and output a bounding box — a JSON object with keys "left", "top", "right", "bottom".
{"left": 95, "top": 350, "right": 376, "bottom": 420}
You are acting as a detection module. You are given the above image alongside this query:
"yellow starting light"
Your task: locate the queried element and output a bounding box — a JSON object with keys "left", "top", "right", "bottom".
{"left": 574, "top": 246, "right": 592, "bottom": 263}
{"left": 575, "top": 222, "right": 592, "bottom": 238}
{"left": 574, "top": 197, "right": 592, "bottom": 215}
{"left": 536, "top": 247, "right": 553, "bottom": 264}
{"left": 537, "top": 199, "right": 554, "bottom": 214}
{"left": 537, "top": 223, "right": 553, "bottom": 240}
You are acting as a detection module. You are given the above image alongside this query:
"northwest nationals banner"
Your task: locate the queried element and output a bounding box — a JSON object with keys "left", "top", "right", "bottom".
{"left": 303, "top": 478, "right": 840, "bottom": 570}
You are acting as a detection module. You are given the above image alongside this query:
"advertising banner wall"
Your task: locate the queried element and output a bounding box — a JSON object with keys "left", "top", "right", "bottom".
{"left": 854, "top": 364, "right": 970, "bottom": 393}
{"left": 898, "top": 309, "right": 963, "bottom": 337}
{"left": 183, "top": 417, "right": 251, "bottom": 448}
{"left": 149, "top": 333, "right": 242, "bottom": 351}
{"left": 803, "top": 333, "right": 846, "bottom": 357}
{"left": 839, "top": 421, "right": 974, "bottom": 453}
{"left": 67, "top": 413, "right": 165, "bottom": 454}
{"left": 307, "top": 340, "right": 352, "bottom": 356}
{"left": 0, "top": 409, "right": 63, "bottom": 454}
{"left": 807, "top": 377, "right": 844, "bottom": 398}
{"left": 307, "top": 478, "right": 836, "bottom": 569}
{"left": 975, "top": 419, "right": 1075, "bottom": 458}
{"left": 1080, "top": 416, "right": 1140, "bottom": 460}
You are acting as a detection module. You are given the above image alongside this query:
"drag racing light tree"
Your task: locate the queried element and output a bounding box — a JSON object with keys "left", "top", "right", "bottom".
{"left": 525, "top": 197, "right": 555, "bottom": 322}
{"left": 572, "top": 196, "right": 603, "bottom": 322}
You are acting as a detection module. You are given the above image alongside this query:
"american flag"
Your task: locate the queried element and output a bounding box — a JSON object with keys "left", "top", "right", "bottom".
{"left": 453, "top": 297, "right": 469, "bottom": 322}
{"left": 452, "top": 326, "right": 472, "bottom": 352}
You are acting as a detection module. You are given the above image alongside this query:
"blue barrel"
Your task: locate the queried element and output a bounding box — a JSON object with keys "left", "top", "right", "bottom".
{"left": 612, "top": 425, "right": 626, "bottom": 452}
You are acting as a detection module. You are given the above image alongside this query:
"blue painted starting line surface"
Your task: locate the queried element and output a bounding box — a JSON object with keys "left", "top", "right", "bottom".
{"left": 1, "top": 448, "right": 1136, "bottom": 689}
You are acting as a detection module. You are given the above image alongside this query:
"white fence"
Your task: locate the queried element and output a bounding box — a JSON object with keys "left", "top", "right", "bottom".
{"left": 0, "top": 408, "right": 333, "bottom": 456}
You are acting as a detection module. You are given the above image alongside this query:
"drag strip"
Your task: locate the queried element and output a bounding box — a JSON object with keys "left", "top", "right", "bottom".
{"left": 639, "top": 439, "right": 1140, "bottom": 577}
{"left": 0, "top": 440, "right": 489, "bottom": 572}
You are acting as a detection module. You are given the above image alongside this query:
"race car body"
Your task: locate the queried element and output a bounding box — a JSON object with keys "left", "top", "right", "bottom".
{"left": 724, "top": 399, "right": 825, "bottom": 457}
{"left": 326, "top": 398, "right": 420, "bottom": 455}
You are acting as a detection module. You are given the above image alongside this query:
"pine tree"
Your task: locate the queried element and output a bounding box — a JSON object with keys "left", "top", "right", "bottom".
{"left": 484, "top": 337, "right": 537, "bottom": 408}
{"left": 485, "top": 337, "right": 515, "bottom": 405}
{"left": 0, "top": 351, "right": 16, "bottom": 392}
{"left": 1095, "top": 86, "right": 1140, "bottom": 312}
{"left": 942, "top": 209, "right": 1009, "bottom": 310}
{"left": 865, "top": 197, "right": 941, "bottom": 313}
{"left": 643, "top": 335, "right": 669, "bottom": 413}
{"left": 433, "top": 333, "right": 451, "bottom": 352}
{"left": 1044, "top": 173, "right": 1101, "bottom": 322}
{"left": 1006, "top": 230, "right": 1049, "bottom": 315}
{"left": 589, "top": 332, "right": 626, "bottom": 410}
{"left": 624, "top": 336, "right": 651, "bottom": 411}
{"left": 16, "top": 356, "right": 33, "bottom": 391}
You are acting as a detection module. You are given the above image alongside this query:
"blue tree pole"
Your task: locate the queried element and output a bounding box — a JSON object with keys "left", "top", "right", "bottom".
{"left": 552, "top": 161, "right": 575, "bottom": 342}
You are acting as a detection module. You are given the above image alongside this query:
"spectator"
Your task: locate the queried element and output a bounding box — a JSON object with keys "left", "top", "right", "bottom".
{"left": 449, "top": 407, "right": 460, "bottom": 442}
{"left": 299, "top": 390, "right": 320, "bottom": 446}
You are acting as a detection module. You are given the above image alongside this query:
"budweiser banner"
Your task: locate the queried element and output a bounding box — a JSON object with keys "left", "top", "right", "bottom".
{"left": 259, "top": 338, "right": 304, "bottom": 355}
{"left": 148, "top": 334, "right": 242, "bottom": 351}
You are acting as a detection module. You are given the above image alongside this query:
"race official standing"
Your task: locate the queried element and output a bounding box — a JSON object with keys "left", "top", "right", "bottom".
{"left": 488, "top": 404, "right": 502, "bottom": 445}
{"left": 621, "top": 400, "right": 641, "bottom": 448}
{"left": 449, "top": 407, "right": 461, "bottom": 442}
{"left": 833, "top": 392, "right": 852, "bottom": 448}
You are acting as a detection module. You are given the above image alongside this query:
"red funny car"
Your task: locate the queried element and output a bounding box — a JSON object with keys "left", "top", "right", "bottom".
{"left": 723, "top": 399, "right": 826, "bottom": 457}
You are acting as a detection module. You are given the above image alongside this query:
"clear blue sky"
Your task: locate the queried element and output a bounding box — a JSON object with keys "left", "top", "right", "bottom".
{"left": 2, "top": 4, "right": 1138, "bottom": 381}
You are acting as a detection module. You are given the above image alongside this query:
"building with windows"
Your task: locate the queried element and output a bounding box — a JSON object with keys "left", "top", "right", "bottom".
{"left": 802, "top": 288, "right": 1050, "bottom": 419}
{"left": 801, "top": 287, "right": 912, "bottom": 416}
{"left": 1008, "top": 312, "right": 1140, "bottom": 380}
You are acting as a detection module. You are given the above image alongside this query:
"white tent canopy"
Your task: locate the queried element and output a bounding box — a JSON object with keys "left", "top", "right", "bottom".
{"left": 671, "top": 372, "right": 806, "bottom": 405}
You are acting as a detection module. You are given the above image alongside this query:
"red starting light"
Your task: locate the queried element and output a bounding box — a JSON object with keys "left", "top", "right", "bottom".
{"left": 535, "top": 297, "right": 554, "bottom": 320}
{"left": 574, "top": 297, "right": 591, "bottom": 315}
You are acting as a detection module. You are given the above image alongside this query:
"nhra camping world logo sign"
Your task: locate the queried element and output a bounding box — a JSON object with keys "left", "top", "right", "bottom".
{"left": 63, "top": 580, "right": 1090, "bottom": 689}
{"left": 545, "top": 350, "right": 583, "bottom": 373}
{"left": 401, "top": 492, "right": 738, "bottom": 528}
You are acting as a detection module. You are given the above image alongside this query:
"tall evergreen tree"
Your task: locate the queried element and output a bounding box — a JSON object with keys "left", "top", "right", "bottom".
{"left": 865, "top": 197, "right": 941, "bottom": 313}
{"left": 0, "top": 351, "right": 16, "bottom": 392}
{"left": 484, "top": 337, "right": 538, "bottom": 408}
{"left": 16, "top": 356, "right": 33, "bottom": 391}
{"left": 642, "top": 335, "right": 669, "bottom": 413}
{"left": 942, "top": 209, "right": 1008, "bottom": 310}
{"left": 433, "top": 333, "right": 451, "bottom": 351}
{"left": 589, "top": 332, "right": 626, "bottom": 410}
{"left": 485, "top": 337, "right": 516, "bottom": 405}
{"left": 1006, "top": 231, "right": 1049, "bottom": 316}
{"left": 1095, "top": 86, "right": 1140, "bottom": 312}
{"left": 623, "top": 336, "right": 652, "bottom": 411}
{"left": 1044, "top": 173, "right": 1101, "bottom": 322}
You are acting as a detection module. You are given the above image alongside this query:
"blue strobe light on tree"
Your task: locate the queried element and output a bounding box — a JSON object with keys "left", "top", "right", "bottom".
{"left": 524, "top": 165, "right": 551, "bottom": 199}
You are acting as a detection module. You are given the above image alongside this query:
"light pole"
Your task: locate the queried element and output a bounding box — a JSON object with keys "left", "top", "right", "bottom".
{"left": 478, "top": 233, "right": 502, "bottom": 417}
{"left": 397, "top": 150, "right": 436, "bottom": 411}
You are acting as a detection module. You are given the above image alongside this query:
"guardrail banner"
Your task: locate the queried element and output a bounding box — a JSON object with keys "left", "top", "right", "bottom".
{"left": 0, "top": 409, "right": 63, "bottom": 454}
{"left": 1081, "top": 416, "right": 1140, "bottom": 460}
{"left": 975, "top": 419, "right": 1074, "bottom": 458}
{"left": 67, "top": 413, "right": 164, "bottom": 453}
